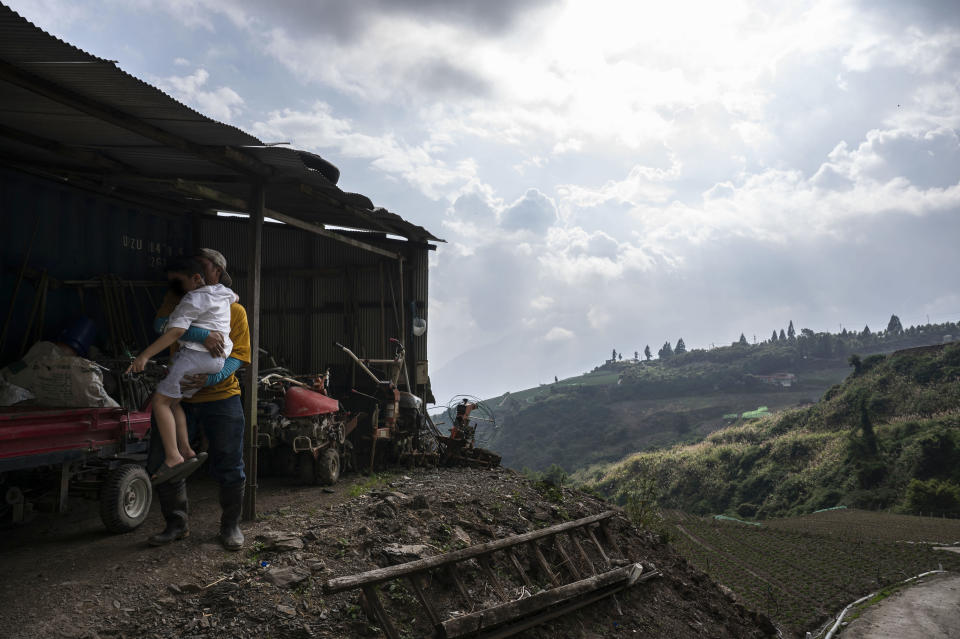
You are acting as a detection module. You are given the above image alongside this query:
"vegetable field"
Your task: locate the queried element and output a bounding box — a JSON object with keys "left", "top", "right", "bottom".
{"left": 665, "top": 510, "right": 960, "bottom": 636}
{"left": 765, "top": 507, "right": 960, "bottom": 544}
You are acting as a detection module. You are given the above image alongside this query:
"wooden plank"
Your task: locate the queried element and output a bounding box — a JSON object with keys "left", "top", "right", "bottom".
{"left": 506, "top": 549, "right": 534, "bottom": 589}
{"left": 569, "top": 533, "right": 596, "bottom": 576}
{"left": 473, "top": 571, "right": 660, "bottom": 639}
{"left": 587, "top": 528, "right": 610, "bottom": 568}
{"left": 599, "top": 520, "right": 622, "bottom": 557}
{"left": 242, "top": 183, "right": 263, "bottom": 521}
{"left": 406, "top": 576, "right": 440, "bottom": 627}
{"left": 440, "top": 566, "right": 635, "bottom": 638}
{"left": 324, "top": 511, "right": 615, "bottom": 593}
{"left": 361, "top": 585, "right": 401, "bottom": 639}
{"left": 554, "top": 536, "right": 581, "bottom": 580}
{"left": 479, "top": 555, "right": 509, "bottom": 602}
{"left": 530, "top": 542, "right": 560, "bottom": 587}
{"left": 447, "top": 563, "right": 471, "bottom": 606}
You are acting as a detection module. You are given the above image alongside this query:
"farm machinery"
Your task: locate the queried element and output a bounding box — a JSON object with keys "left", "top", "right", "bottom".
{"left": 255, "top": 339, "right": 442, "bottom": 485}
{"left": 433, "top": 395, "right": 502, "bottom": 468}
{"left": 254, "top": 339, "right": 499, "bottom": 485}
{"left": 255, "top": 369, "right": 359, "bottom": 486}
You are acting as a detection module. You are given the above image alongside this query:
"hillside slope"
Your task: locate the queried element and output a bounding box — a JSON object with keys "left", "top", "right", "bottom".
{"left": 483, "top": 351, "right": 849, "bottom": 473}
{"left": 1, "top": 468, "right": 775, "bottom": 639}
{"left": 582, "top": 343, "right": 960, "bottom": 519}
{"left": 481, "top": 322, "right": 960, "bottom": 474}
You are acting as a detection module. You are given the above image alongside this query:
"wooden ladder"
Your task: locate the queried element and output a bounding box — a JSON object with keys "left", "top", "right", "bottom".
{"left": 324, "top": 510, "right": 661, "bottom": 638}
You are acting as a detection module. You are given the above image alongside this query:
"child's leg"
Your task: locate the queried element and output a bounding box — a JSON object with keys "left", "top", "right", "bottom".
{"left": 152, "top": 393, "right": 185, "bottom": 468}
{"left": 171, "top": 400, "right": 197, "bottom": 459}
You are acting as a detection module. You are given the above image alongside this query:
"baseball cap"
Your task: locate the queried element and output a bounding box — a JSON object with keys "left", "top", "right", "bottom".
{"left": 196, "top": 248, "right": 233, "bottom": 287}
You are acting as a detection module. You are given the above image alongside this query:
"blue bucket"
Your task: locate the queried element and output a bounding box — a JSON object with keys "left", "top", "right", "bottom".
{"left": 58, "top": 317, "right": 97, "bottom": 357}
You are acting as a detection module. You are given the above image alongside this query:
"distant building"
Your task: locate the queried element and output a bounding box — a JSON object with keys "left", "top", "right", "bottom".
{"left": 755, "top": 372, "right": 797, "bottom": 388}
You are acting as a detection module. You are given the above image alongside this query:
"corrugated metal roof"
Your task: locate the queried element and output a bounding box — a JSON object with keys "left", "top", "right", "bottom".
{"left": 0, "top": 3, "right": 442, "bottom": 243}
{"left": 0, "top": 4, "right": 260, "bottom": 146}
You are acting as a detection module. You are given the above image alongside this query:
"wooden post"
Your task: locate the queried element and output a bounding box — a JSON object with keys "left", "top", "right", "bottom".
{"left": 242, "top": 182, "right": 264, "bottom": 521}
{"left": 379, "top": 262, "right": 386, "bottom": 356}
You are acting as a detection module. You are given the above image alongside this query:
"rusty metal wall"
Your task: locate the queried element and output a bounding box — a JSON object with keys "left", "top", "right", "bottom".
{"left": 197, "top": 216, "right": 430, "bottom": 396}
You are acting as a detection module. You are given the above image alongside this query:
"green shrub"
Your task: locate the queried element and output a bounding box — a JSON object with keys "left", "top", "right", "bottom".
{"left": 904, "top": 478, "right": 960, "bottom": 514}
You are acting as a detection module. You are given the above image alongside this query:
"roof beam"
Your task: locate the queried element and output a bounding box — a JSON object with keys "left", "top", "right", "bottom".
{"left": 173, "top": 180, "right": 402, "bottom": 260}
{"left": 0, "top": 59, "right": 272, "bottom": 179}
{"left": 298, "top": 182, "right": 397, "bottom": 236}
{"left": 0, "top": 123, "right": 134, "bottom": 173}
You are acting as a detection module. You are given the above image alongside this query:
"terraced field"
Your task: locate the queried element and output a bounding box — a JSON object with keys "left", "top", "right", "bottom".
{"left": 665, "top": 510, "right": 960, "bottom": 636}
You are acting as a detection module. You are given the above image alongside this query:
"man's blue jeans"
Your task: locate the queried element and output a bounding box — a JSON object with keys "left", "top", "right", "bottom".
{"left": 146, "top": 394, "right": 246, "bottom": 487}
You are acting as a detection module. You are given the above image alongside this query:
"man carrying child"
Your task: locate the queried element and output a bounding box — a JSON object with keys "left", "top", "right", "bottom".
{"left": 138, "top": 249, "right": 251, "bottom": 551}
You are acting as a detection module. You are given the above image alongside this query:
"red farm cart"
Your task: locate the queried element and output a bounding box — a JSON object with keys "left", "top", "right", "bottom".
{"left": 0, "top": 404, "right": 153, "bottom": 532}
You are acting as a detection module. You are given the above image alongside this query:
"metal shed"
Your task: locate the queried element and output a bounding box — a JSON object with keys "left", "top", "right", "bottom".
{"left": 0, "top": 3, "right": 440, "bottom": 518}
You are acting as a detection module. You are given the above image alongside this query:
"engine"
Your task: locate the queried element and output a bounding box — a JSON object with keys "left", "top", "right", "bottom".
{"left": 257, "top": 384, "right": 349, "bottom": 484}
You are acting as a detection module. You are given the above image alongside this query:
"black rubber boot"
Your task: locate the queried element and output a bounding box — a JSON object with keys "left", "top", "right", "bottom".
{"left": 148, "top": 478, "right": 188, "bottom": 546}
{"left": 218, "top": 481, "right": 245, "bottom": 551}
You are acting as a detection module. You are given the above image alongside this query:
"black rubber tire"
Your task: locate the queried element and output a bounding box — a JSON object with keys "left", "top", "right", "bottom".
{"left": 99, "top": 464, "right": 153, "bottom": 533}
{"left": 295, "top": 452, "right": 316, "bottom": 485}
{"left": 316, "top": 447, "right": 341, "bottom": 485}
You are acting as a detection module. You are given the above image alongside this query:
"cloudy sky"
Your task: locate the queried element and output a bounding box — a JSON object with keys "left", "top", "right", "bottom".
{"left": 9, "top": 0, "right": 960, "bottom": 401}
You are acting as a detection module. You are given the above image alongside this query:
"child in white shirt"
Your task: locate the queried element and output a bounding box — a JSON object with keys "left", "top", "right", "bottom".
{"left": 127, "top": 257, "right": 237, "bottom": 484}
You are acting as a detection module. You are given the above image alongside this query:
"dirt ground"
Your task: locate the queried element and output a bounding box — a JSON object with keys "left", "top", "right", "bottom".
{"left": 0, "top": 467, "right": 776, "bottom": 639}
{"left": 840, "top": 572, "right": 960, "bottom": 639}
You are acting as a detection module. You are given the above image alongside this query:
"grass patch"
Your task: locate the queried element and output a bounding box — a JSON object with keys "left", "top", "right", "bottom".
{"left": 346, "top": 472, "right": 395, "bottom": 498}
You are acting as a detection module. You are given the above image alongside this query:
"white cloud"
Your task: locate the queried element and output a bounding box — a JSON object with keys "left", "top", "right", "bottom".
{"left": 498, "top": 188, "right": 558, "bottom": 232}
{"left": 552, "top": 138, "right": 582, "bottom": 154}
{"left": 530, "top": 296, "right": 554, "bottom": 311}
{"left": 587, "top": 306, "right": 611, "bottom": 329}
{"left": 251, "top": 103, "right": 479, "bottom": 200}
{"left": 544, "top": 326, "right": 575, "bottom": 341}
{"left": 155, "top": 67, "right": 244, "bottom": 121}
{"left": 558, "top": 159, "right": 682, "bottom": 208}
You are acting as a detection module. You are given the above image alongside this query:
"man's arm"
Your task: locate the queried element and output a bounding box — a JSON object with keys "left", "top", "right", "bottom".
{"left": 154, "top": 316, "right": 225, "bottom": 357}
{"left": 180, "top": 303, "right": 249, "bottom": 391}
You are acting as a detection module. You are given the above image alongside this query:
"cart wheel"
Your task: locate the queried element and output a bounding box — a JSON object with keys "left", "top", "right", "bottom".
{"left": 316, "top": 448, "right": 340, "bottom": 486}
{"left": 295, "top": 452, "right": 316, "bottom": 485}
{"left": 100, "top": 464, "right": 153, "bottom": 533}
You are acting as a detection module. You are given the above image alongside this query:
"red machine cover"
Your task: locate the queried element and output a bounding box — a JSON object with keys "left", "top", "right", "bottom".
{"left": 283, "top": 386, "right": 340, "bottom": 417}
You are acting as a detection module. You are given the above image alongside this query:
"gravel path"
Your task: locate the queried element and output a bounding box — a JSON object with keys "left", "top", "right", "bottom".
{"left": 841, "top": 573, "right": 960, "bottom": 639}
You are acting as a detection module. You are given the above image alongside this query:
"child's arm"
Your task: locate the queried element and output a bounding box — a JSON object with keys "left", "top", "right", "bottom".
{"left": 126, "top": 327, "right": 186, "bottom": 373}
{"left": 153, "top": 316, "right": 225, "bottom": 357}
